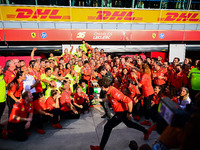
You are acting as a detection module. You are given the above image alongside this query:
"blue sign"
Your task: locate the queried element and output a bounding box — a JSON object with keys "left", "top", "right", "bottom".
{"left": 160, "top": 33, "right": 165, "bottom": 39}
{"left": 41, "top": 32, "right": 47, "bottom": 38}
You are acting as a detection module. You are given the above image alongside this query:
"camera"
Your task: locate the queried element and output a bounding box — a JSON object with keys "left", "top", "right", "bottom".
{"left": 156, "top": 97, "right": 189, "bottom": 134}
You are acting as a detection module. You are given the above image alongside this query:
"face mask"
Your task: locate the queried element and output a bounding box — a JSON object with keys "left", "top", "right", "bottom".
{"left": 176, "top": 69, "right": 180, "bottom": 73}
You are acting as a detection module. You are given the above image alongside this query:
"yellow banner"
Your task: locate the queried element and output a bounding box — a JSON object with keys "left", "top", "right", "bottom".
{"left": 0, "top": 6, "right": 200, "bottom": 24}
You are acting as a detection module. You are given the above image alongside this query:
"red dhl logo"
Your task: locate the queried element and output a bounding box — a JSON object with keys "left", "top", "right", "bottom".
{"left": 7, "top": 8, "right": 70, "bottom": 19}
{"left": 88, "top": 11, "right": 142, "bottom": 21}
{"left": 159, "top": 12, "right": 200, "bottom": 22}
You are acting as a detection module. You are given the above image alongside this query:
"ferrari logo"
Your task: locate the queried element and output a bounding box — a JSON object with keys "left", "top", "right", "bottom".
{"left": 31, "top": 32, "right": 36, "bottom": 38}
{"left": 152, "top": 33, "right": 156, "bottom": 39}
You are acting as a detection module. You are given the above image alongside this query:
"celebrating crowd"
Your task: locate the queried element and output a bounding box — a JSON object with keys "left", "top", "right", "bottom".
{"left": 0, "top": 40, "right": 200, "bottom": 149}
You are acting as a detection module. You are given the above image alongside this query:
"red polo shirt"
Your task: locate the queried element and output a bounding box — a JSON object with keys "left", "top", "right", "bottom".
{"left": 81, "top": 66, "right": 93, "bottom": 81}
{"left": 168, "top": 72, "right": 187, "bottom": 89}
{"left": 139, "top": 73, "right": 154, "bottom": 97}
{"left": 45, "top": 97, "right": 55, "bottom": 111}
{"left": 152, "top": 68, "right": 168, "bottom": 85}
{"left": 33, "top": 99, "right": 46, "bottom": 114}
{"left": 63, "top": 54, "right": 71, "bottom": 63}
{"left": 60, "top": 91, "right": 71, "bottom": 112}
{"left": 106, "top": 86, "right": 132, "bottom": 113}
{"left": 73, "top": 92, "right": 88, "bottom": 105}
{"left": 9, "top": 99, "right": 33, "bottom": 123}
{"left": 8, "top": 80, "right": 23, "bottom": 98}
{"left": 4, "top": 69, "right": 16, "bottom": 85}
{"left": 128, "top": 84, "right": 141, "bottom": 99}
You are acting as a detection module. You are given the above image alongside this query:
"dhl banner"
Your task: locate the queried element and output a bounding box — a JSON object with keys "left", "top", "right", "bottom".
{"left": 0, "top": 6, "right": 200, "bottom": 24}
{"left": 0, "top": 28, "right": 200, "bottom": 41}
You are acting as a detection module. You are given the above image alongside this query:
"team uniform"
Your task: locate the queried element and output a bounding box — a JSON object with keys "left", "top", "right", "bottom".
{"left": 7, "top": 99, "right": 33, "bottom": 141}
{"left": 60, "top": 91, "right": 80, "bottom": 119}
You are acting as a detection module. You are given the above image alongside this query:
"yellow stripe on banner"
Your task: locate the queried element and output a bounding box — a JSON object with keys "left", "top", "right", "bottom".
{"left": 0, "top": 6, "right": 200, "bottom": 24}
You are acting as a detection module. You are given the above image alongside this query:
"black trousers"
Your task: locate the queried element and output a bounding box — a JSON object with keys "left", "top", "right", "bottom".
{"left": 100, "top": 111, "right": 147, "bottom": 150}
{"left": 189, "top": 89, "right": 199, "bottom": 104}
{"left": 74, "top": 101, "right": 90, "bottom": 113}
{"left": 46, "top": 108, "right": 60, "bottom": 124}
{"left": 7, "top": 96, "right": 20, "bottom": 118}
{"left": 32, "top": 113, "right": 52, "bottom": 129}
{"left": 7, "top": 121, "right": 28, "bottom": 141}
{"left": 150, "top": 104, "right": 158, "bottom": 123}
{"left": 143, "top": 94, "right": 153, "bottom": 120}
{"left": 0, "top": 101, "right": 6, "bottom": 121}
{"left": 60, "top": 110, "right": 80, "bottom": 119}
{"left": 100, "top": 90, "right": 110, "bottom": 117}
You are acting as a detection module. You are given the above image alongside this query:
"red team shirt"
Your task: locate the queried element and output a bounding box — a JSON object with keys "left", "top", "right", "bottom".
{"left": 9, "top": 99, "right": 33, "bottom": 123}
{"left": 168, "top": 72, "right": 187, "bottom": 89}
{"left": 81, "top": 66, "right": 93, "bottom": 81}
{"left": 152, "top": 68, "right": 168, "bottom": 85}
{"left": 106, "top": 86, "right": 132, "bottom": 113}
{"left": 73, "top": 92, "right": 88, "bottom": 105}
{"left": 63, "top": 54, "right": 71, "bottom": 63}
{"left": 8, "top": 81, "right": 23, "bottom": 98}
{"left": 139, "top": 73, "right": 154, "bottom": 97}
{"left": 45, "top": 97, "right": 55, "bottom": 111}
{"left": 4, "top": 69, "right": 16, "bottom": 85}
{"left": 33, "top": 99, "right": 46, "bottom": 114}
{"left": 60, "top": 91, "right": 71, "bottom": 112}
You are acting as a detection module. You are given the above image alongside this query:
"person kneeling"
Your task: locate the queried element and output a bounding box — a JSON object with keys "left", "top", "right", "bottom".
{"left": 73, "top": 86, "right": 90, "bottom": 114}
{"left": 6, "top": 91, "right": 33, "bottom": 141}
{"left": 33, "top": 92, "right": 54, "bottom": 134}
{"left": 45, "top": 90, "right": 62, "bottom": 129}
{"left": 60, "top": 83, "right": 80, "bottom": 119}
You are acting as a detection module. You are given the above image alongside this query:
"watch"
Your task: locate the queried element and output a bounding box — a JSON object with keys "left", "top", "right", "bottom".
{"left": 127, "top": 111, "right": 132, "bottom": 114}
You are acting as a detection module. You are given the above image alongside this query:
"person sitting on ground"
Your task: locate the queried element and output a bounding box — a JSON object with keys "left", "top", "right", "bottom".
{"left": 73, "top": 86, "right": 90, "bottom": 114}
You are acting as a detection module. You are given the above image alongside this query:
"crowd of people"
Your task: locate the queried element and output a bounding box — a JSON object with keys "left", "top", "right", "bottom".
{"left": 0, "top": 40, "right": 200, "bottom": 149}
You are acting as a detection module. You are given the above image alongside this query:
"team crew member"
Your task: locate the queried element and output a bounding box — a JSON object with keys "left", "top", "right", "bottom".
{"left": 95, "top": 65, "right": 113, "bottom": 119}
{"left": 168, "top": 64, "right": 187, "bottom": 93}
{"left": 60, "top": 81, "right": 80, "bottom": 119}
{"left": 152, "top": 62, "right": 168, "bottom": 89}
{"left": 0, "top": 66, "right": 6, "bottom": 126}
{"left": 7, "top": 71, "right": 26, "bottom": 116}
{"left": 45, "top": 90, "right": 62, "bottom": 129}
{"left": 62, "top": 47, "right": 73, "bottom": 63}
{"left": 6, "top": 91, "right": 33, "bottom": 141}
{"left": 90, "top": 77, "right": 151, "bottom": 150}
{"left": 29, "top": 61, "right": 43, "bottom": 93}
{"left": 4, "top": 60, "right": 16, "bottom": 86}
{"left": 21, "top": 66, "right": 40, "bottom": 101}
{"left": 41, "top": 68, "right": 65, "bottom": 94}
{"left": 134, "top": 64, "right": 154, "bottom": 126}
{"left": 73, "top": 86, "right": 90, "bottom": 114}
{"left": 33, "top": 93, "right": 53, "bottom": 134}
{"left": 188, "top": 61, "right": 200, "bottom": 103}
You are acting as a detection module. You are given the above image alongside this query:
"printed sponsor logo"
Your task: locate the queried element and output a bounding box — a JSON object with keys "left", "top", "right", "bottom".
{"left": 31, "top": 32, "right": 36, "bottom": 38}
{"left": 6, "top": 8, "right": 70, "bottom": 20}
{"left": 41, "top": 32, "right": 47, "bottom": 38}
{"left": 88, "top": 11, "right": 141, "bottom": 21}
{"left": 160, "top": 33, "right": 165, "bottom": 39}
{"left": 158, "top": 13, "right": 200, "bottom": 22}
{"left": 152, "top": 33, "right": 156, "bottom": 39}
